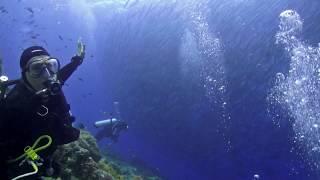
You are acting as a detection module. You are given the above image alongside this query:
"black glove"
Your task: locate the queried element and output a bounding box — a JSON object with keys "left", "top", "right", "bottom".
{"left": 71, "top": 55, "right": 84, "bottom": 66}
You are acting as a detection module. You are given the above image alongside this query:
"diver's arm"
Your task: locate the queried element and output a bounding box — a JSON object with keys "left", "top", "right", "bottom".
{"left": 58, "top": 55, "right": 83, "bottom": 84}
{"left": 59, "top": 38, "right": 85, "bottom": 84}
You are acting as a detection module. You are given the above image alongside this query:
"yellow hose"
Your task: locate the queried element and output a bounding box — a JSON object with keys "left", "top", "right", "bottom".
{"left": 7, "top": 135, "right": 52, "bottom": 180}
{"left": 8, "top": 135, "right": 52, "bottom": 163}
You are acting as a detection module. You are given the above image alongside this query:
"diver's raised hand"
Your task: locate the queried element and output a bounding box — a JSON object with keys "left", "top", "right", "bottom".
{"left": 71, "top": 38, "right": 86, "bottom": 66}
{"left": 77, "top": 37, "right": 86, "bottom": 58}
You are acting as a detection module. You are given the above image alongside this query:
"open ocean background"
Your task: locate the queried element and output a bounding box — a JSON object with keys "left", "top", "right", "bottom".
{"left": 1, "top": 0, "right": 320, "bottom": 179}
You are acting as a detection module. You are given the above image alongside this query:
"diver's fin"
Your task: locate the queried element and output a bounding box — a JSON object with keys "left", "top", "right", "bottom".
{"left": 113, "top": 101, "right": 122, "bottom": 121}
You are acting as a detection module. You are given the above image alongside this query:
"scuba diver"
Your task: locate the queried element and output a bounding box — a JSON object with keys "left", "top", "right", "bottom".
{"left": 94, "top": 102, "right": 128, "bottom": 143}
{"left": 0, "top": 39, "right": 86, "bottom": 179}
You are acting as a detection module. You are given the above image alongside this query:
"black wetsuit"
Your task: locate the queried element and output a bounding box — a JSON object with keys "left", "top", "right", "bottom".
{"left": 0, "top": 57, "right": 82, "bottom": 179}
{"left": 95, "top": 125, "right": 115, "bottom": 142}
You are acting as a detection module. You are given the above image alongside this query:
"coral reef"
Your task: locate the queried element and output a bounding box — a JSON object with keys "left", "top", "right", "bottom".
{"left": 50, "top": 130, "right": 161, "bottom": 180}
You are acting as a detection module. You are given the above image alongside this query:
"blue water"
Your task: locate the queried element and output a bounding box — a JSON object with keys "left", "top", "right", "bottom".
{"left": 1, "top": 0, "right": 320, "bottom": 179}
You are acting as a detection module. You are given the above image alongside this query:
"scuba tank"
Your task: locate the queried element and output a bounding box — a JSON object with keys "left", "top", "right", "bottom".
{"left": 0, "top": 57, "right": 19, "bottom": 100}
{"left": 94, "top": 118, "right": 119, "bottom": 128}
{"left": 0, "top": 75, "right": 8, "bottom": 100}
{"left": 94, "top": 102, "right": 122, "bottom": 128}
{"left": 0, "top": 56, "right": 8, "bottom": 99}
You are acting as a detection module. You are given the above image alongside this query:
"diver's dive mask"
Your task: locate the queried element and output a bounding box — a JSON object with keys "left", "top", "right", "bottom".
{"left": 24, "top": 55, "right": 61, "bottom": 95}
{"left": 25, "top": 56, "right": 60, "bottom": 78}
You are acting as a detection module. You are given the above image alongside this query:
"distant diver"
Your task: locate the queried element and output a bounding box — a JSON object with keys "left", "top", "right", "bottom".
{"left": 0, "top": 38, "right": 86, "bottom": 179}
{"left": 94, "top": 102, "right": 129, "bottom": 143}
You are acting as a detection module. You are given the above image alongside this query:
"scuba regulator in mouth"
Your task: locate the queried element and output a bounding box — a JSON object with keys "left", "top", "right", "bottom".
{"left": 43, "top": 78, "right": 61, "bottom": 96}
{"left": 33, "top": 78, "right": 62, "bottom": 98}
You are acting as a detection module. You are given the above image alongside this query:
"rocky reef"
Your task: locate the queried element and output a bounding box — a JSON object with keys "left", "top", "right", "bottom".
{"left": 49, "top": 130, "right": 161, "bottom": 180}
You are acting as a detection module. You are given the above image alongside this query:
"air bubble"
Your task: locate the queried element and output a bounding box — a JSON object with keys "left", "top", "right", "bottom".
{"left": 295, "top": 80, "right": 301, "bottom": 85}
